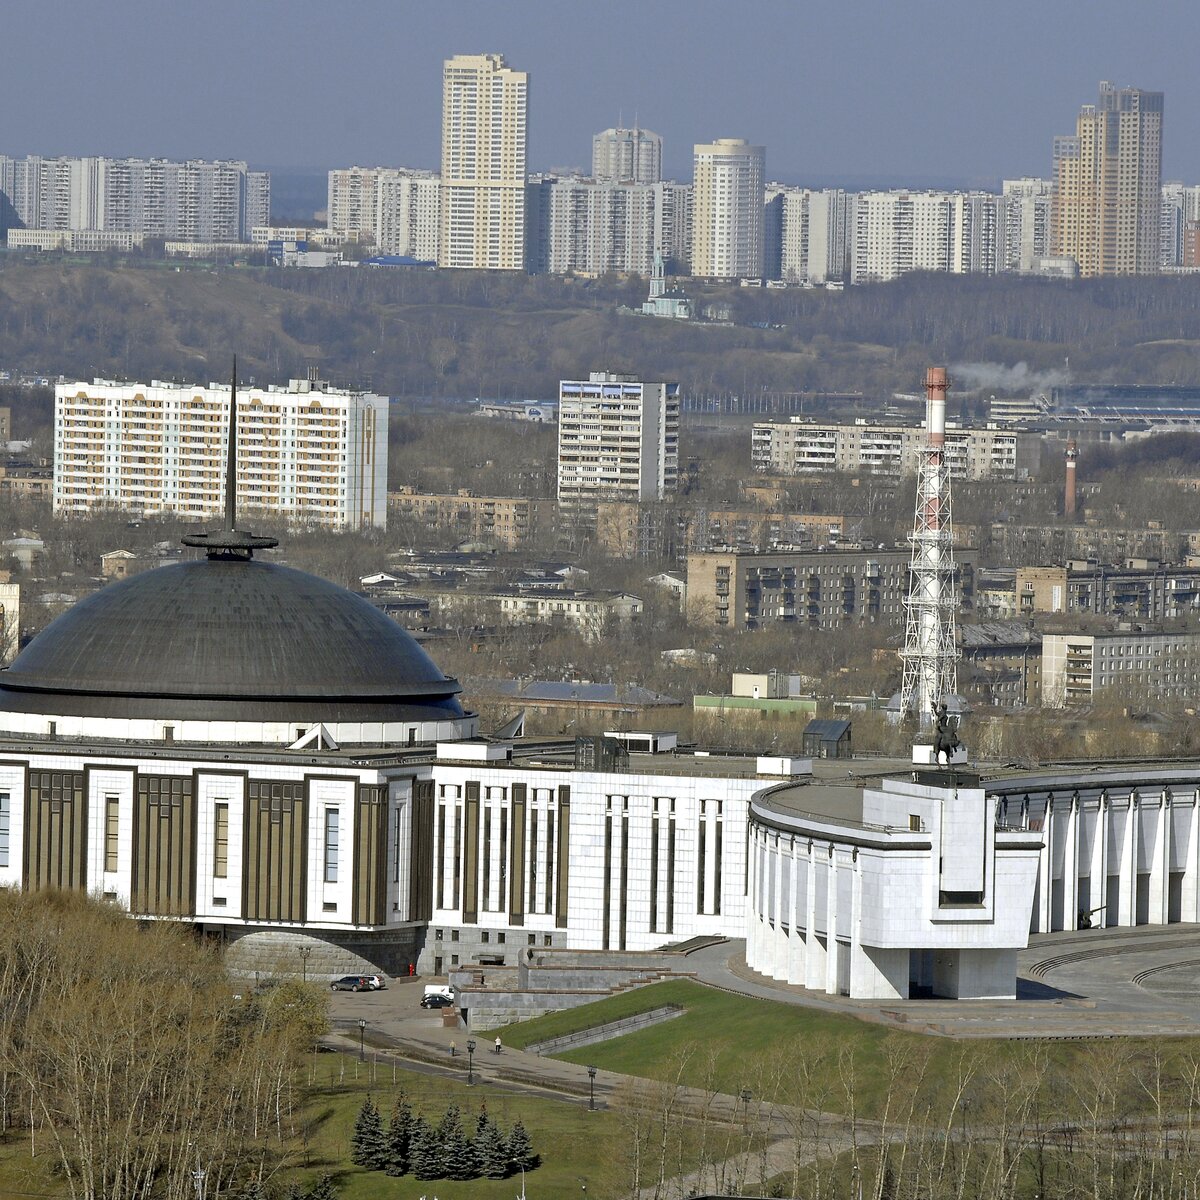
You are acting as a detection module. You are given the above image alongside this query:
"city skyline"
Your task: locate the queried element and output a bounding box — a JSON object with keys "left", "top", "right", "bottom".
{"left": 1, "top": 2, "right": 1194, "bottom": 185}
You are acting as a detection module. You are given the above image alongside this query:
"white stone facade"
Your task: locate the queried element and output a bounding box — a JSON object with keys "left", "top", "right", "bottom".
{"left": 746, "top": 773, "right": 1042, "bottom": 999}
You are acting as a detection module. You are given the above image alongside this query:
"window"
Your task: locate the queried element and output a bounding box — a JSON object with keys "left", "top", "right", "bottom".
{"left": 324, "top": 808, "right": 339, "bottom": 884}
{"left": 0, "top": 792, "right": 9, "bottom": 869}
{"left": 213, "top": 803, "right": 229, "bottom": 879}
{"left": 104, "top": 796, "right": 120, "bottom": 872}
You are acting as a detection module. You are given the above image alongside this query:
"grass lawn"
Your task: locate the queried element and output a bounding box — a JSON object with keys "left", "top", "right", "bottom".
{"left": 493, "top": 979, "right": 1200, "bottom": 1121}
{"left": 286, "top": 1052, "right": 626, "bottom": 1199}
{"left": 0, "top": 1054, "right": 627, "bottom": 1200}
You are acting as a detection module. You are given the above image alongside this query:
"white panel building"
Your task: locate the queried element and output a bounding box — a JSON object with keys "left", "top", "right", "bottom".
{"left": 0, "top": 155, "right": 267, "bottom": 242}
{"left": 592, "top": 126, "right": 663, "bottom": 185}
{"left": 557, "top": 372, "right": 680, "bottom": 503}
{"left": 54, "top": 376, "right": 388, "bottom": 530}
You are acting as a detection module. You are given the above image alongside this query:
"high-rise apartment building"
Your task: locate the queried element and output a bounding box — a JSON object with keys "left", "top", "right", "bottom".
{"left": 1051, "top": 81, "right": 1164, "bottom": 277}
{"left": 652, "top": 180, "right": 692, "bottom": 274}
{"left": 592, "top": 126, "right": 662, "bottom": 185}
{"left": 691, "top": 139, "right": 765, "bottom": 279}
{"left": 54, "top": 377, "right": 388, "bottom": 530}
{"left": 1001, "top": 178, "right": 1053, "bottom": 272}
{"left": 526, "top": 175, "right": 656, "bottom": 275}
{"left": 1160, "top": 182, "right": 1200, "bottom": 269}
{"left": 0, "top": 155, "right": 268, "bottom": 241}
{"left": 557, "top": 372, "right": 680, "bottom": 503}
{"left": 764, "top": 185, "right": 849, "bottom": 283}
{"left": 439, "top": 53, "right": 528, "bottom": 270}
{"left": 327, "top": 167, "right": 441, "bottom": 259}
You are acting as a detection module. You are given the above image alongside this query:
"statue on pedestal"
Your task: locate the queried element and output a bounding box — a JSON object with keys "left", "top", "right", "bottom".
{"left": 932, "top": 701, "right": 961, "bottom": 766}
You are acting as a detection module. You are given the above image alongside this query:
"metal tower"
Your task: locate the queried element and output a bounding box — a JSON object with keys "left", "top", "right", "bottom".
{"left": 898, "top": 367, "right": 959, "bottom": 729}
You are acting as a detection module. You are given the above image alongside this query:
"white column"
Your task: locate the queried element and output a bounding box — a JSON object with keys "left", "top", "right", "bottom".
{"left": 1091, "top": 792, "right": 1109, "bottom": 927}
{"left": 824, "top": 850, "right": 839, "bottom": 996}
{"left": 1188, "top": 790, "right": 1200, "bottom": 923}
{"left": 1149, "top": 789, "right": 1170, "bottom": 925}
{"left": 1037, "top": 796, "right": 1054, "bottom": 933}
{"left": 772, "top": 832, "right": 788, "bottom": 973}
{"left": 1063, "top": 793, "right": 1079, "bottom": 930}
{"left": 1119, "top": 793, "right": 1137, "bottom": 926}
{"left": 804, "top": 842, "right": 825, "bottom": 991}
{"left": 787, "top": 839, "right": 805, "bottom": 985}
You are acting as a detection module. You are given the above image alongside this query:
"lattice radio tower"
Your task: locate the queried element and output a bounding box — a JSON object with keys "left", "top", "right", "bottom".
{"left": 898, "top": 367, "right": 959, "bottom": 729}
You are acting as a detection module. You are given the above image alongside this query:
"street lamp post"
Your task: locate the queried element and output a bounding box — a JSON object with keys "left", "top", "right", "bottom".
{"left": 358, "top": 1018, "right": 367, "bottom": 1062}
{"left": 298, "top": 946, "right": 312, "bottom": 983}
{"left": 587, "top": 1065, "right": 597, "bottom": 1111}
{"left": 467, "top": 1038, "right": 477, "bottom": 1084}
{"left": 739, "top": 1087, "right": 752, "bottom": 1130}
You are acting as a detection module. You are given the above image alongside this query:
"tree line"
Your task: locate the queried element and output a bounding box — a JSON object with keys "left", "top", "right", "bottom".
{"left": 0, "top": 890, "right": 326, "bottom": 1200}
{"left": 350, "top": 1092, "right": 537, "bottom": 1181}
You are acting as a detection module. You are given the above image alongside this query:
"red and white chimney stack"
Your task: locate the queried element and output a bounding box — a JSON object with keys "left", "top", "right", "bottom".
{"left": 1064, "top": 437, "right": 1078, "bottom": 518}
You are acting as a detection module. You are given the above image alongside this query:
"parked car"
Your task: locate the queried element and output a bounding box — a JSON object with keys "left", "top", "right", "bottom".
{"left": 330, "top": 975, "right": 371, "bottom": 992}
{"left": 420, "top": 992, "right": 455, "bottom": 1009}
{"left": 364, "top": 974, "right": 386, "bottom": 990}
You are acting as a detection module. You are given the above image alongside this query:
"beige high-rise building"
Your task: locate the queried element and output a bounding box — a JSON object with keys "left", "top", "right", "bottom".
{"left": 691, "top": 139, "right": 765, "bottom": 279}
{"left": 439, "top": 53, "right": 528, "bottom": 270}
{"left": 1051, "top": 81, "right": 1164, "bottom": 277}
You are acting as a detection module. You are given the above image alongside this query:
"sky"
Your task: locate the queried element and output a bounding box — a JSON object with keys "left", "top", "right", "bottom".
{"left": 4, "top": 0, "right": 1198, "bottom": 188}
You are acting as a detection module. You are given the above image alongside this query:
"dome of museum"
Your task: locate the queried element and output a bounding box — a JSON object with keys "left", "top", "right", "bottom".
{"left": 0, "top": 554, "right": 468, "bottom": 735}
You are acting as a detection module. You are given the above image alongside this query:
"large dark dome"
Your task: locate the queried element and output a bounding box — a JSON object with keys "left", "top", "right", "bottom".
{"left": 0, "top": 557, "right": 465, "bottom": 726}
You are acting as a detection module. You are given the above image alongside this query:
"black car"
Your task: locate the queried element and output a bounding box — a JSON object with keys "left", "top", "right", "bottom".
{"left": 330, "top": 975, "right": 371, "bottom": 992}
{"left": 420, "top": 993, "right": 455, "bottom": 1009}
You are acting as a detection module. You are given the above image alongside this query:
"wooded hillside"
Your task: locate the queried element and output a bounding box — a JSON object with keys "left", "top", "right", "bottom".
{"left": 2, "top": 260, "right": 1200, "bottom": 401}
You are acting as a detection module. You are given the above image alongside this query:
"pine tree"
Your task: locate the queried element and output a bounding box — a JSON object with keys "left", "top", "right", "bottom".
{"left": 307, "top": 1175, "right": 338, "bottom": 1200}
{"left": 476, "top": 1118, "right": 510, "bottom": 1179}
{"left": 350, "top": 1095, "right": 387, "bottom": 1170}
{"left": 236, "top": 1176, "right": 269, "bottom": 1200}
{"left": 475, "top": 1101, "right": 491, "bottom": 1138}
{"left": 385, "top": 1091, "right": 414, "bottom": 1176}
{"left": 507, "top": 1118, "right": 538, "bottom": 1172}
{"left": 408, "top": 1115, "right": 442, "bottom": 1180}
{"left": 438, "top": 1102, "right": 478, "bottom": 1181}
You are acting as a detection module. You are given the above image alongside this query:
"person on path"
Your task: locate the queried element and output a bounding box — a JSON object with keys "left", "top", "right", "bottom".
{"left": 494, "top": 1036, "right": 502, "bottom": 1054}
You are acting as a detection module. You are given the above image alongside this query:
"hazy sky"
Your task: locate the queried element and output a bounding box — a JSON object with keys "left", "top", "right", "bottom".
{"left": 5, "top": 0, "right": 1198, "bottom": 186}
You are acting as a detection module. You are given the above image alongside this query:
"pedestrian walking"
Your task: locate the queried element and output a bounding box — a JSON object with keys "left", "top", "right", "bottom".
{"left": 494, "top": 1035, "right": 502, "bottom": 1054}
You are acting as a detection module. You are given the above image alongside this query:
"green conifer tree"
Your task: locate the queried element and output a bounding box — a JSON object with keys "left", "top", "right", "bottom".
{"left": 350, "top": 1095, "right": 387, "bottom": 1170}
{"left": 477, "top": 1119, "right": 509, "bottom": 1179}
{"left": 385, "top": 1091, "right": 414, "bottom": 1176}
{"left": 307, "top": 1174, "right": 338, "bottom": 1200}
{"left": 408, "top": 1115, "right": 441, "bottom": 1180}
{"left": 507, "top": 1118, "right": 538, "bottom": 1172}
{"left": 236, "top": 1176, "right": 269, "bottom": 1200}
{"left": 438, "top": 1102, "right": 478, "bottom": 1180}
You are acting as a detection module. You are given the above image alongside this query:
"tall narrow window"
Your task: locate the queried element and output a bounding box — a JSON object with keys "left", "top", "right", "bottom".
{"left": 0, "top": 792, "right": 10, "bottom": 869}
{"left": 213, "top": 802, "right": 229, "bottom": 879}
{"left": 104, "top": 796, "right": 120, "bottom": 872}
{"left": 324, "top": 807, "right": 339, "bottom": 884}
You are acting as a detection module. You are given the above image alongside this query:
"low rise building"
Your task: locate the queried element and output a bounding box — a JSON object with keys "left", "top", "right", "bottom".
{"left": 388, "top": 488, "right": 554, "bottom": 549}
{"left": 752, "top": 417, "right": 1031, "bottom": 481}
{"left": 686, "top": 547, "right": 977, "bottom": 630}
{"left": 1017, "top": 559, "right": 1200, "bottom": 622}
{"left": 594, "top": 502, "right": 845, "bottom": 558}
{"left": 959, "top": 621, "right": 1042, "bottom": 708}
{"left": 1042, "top": 629, "right": 1200, "bottom": 706}
{"left": 435, "top": 588, "right": 642, "bottom": 639}
{"left": 467, "top": 678, "right": 684, "bottom": 726}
